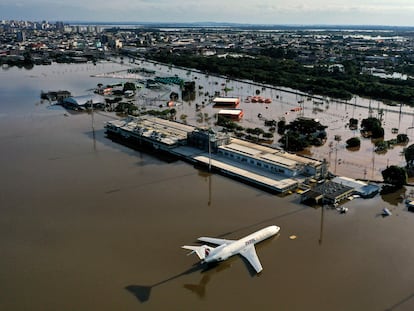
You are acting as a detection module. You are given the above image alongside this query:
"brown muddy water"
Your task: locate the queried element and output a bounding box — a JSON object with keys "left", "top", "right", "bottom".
{"left": 1, "top": 62, "right": 414, "bottom": 311}
{"left": 118, "top": 58, "right": 414, "bottom": 181}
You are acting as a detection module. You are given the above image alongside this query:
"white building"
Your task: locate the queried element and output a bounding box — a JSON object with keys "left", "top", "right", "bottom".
{"left": 217, "top": 138, "right": 325, "bottom": 179}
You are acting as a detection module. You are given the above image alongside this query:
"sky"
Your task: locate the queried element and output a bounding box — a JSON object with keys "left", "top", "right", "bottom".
{"left": 1, "top": 0, "right": 414, "bottom": 26}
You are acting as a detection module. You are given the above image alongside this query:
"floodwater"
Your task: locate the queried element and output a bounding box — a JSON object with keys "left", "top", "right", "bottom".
{"left": 132, "top": 59, "right": 414, "bottom": 181}
{"left": 1, "top": 61, "right": 414, "bottom": 311}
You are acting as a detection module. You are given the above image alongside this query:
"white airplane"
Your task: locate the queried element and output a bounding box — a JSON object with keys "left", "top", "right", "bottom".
{"left": 182, "top": 225, "right": 280, "bottom": 274}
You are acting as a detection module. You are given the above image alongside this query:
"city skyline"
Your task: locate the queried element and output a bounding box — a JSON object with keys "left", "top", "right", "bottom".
{"left": 1, "top": 0, "right": 414, "bottom": 27}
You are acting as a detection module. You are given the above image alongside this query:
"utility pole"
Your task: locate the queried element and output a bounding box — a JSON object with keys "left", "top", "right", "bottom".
{"left": 208, "top": 174, "right": 212, "bottom": 207}
{"left": 90, "top": 99, "right": 94, "bottom": 131}
{"left": 319, "top": 204, "right": 324, "bottom": 246}
{"left": 208, "top": 131, "right": 211, "bottom": 172}
{"left": 89, "top": 99, "right": 96, "bottom": 151}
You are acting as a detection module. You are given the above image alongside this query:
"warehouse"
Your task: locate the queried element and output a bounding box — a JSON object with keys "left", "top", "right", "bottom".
{"left": 218, "top": 109, "right": 244, "bottom": 121}
{"left": 213, "top": 97, "right": 240, "bottom": 108}
{"left": 61, "top": 94, "right": 104, "bottom": 110}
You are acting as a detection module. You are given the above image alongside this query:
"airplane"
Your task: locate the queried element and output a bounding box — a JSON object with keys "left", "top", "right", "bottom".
{"left": 182, "top": 225, "right": 280, "bottom": 274}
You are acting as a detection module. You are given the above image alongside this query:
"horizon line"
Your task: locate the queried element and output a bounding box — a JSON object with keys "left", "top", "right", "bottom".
{"left": 4, "top": 19, "right": 414, "bottom": 29}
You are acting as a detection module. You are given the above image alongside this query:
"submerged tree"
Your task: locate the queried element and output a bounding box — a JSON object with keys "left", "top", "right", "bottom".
{"left": 277, "top": 120, "right": 286, "bottom": 135}
{"left": 278, "top": 117, "right": 327, "bottom": 151}
{"left": 123, "top": 82, "right": 136, "bottom": 92}
{"left": 349, "top": 118, "right": 358, "bottom": 129}
{"left": 375, "top": 140, "right": 388, "bottom": 153}
{"left": 381, "top": 165, "right": 407, "bottom": 188}
{"left": 279, "top": 131, "right": 309, "bottom": 152}
{"left": 404, "top": 144, "right": 414, "bottom": 168}
{"left": 361, "top": 117, "right": 384, "bottom": 138}
{"left": 346, "top": 137, "right": 361, "bottom": 148}
{"left": 397, "top": 133, "right": 409, "bottom": 144}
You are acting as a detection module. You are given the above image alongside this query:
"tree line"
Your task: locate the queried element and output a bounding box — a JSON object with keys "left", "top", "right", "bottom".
{"left": 148, "top": 49, "right": 414, "bottom": 105}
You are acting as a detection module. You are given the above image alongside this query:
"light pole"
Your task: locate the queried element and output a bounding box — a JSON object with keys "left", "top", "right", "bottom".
{"left": 90, "top": 99, "right": 96, "bottom": 151}
{"left": 89, "top": 99, "right": 94, "bottom": 131}
{"left": 207, "top": 129, "right": 214, "bottom": 172}
{"left": 319, "top": 204, "right": 324, "bottom": 246}
{"left": 208, "top": 132, "right": 211, "bottom": 172}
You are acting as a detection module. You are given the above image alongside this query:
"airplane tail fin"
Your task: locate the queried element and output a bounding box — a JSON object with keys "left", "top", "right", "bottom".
{"left": 182, "top": 245, "right": 213, "bottom": 260}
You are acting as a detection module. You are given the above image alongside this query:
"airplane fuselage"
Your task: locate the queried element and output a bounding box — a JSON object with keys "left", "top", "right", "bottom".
{"left": 202, "top": 225, "right": 279, "bottom": 264}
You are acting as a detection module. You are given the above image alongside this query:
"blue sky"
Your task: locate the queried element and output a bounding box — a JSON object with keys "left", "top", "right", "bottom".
{"left": 1, "top": 0, "right": 414, "bottom": 26}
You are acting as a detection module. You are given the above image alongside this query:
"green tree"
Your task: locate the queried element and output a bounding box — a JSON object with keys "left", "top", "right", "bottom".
{"left": 375, "top": 140, "right": 388, "bottom": 152}
{"left": 361, "top": 117, "right": 384, "bottom": 138}
{"left": 372, "top": 126, "right": 385, "bottom": 139}
{"left": 169, "top": 108, "right": 177, "bottom": 120}
{"left": 346, "top": 137, "right": 361, "bottom": 148}
{"left": 397, "top": 133, "right": 409, "bottom": 144}
{"left": 123, "top": 82, "right": 136, "bottom": 92}
{"left": 349, "top": 118, "right": 358, "bottom": 129}
{"left": 279, "top": 132, "right": 308, "bottom": 152}
{"left": 277, "top": 120, "right": 286, "bottom": 135}
{"left": 381, "top": 165, "right": 407, "bottom": 188}
{"left": 148, "top": 51, "right": 414, "bottom": 105}
{"left": 287, "top": 118, "right": 327, "bottom": 134}
{"left": 361, "top": 117, "right": 381, "bottom": 131}
{"left": 404, "top": 144, "right": 414, "bottom": 168}
{"left": 216, "top": 115, "right": 243, "bottom": 131}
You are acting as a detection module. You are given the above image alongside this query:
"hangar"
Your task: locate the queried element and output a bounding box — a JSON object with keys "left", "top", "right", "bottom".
{"left": 61, "top": 94, "right": 104, "bottom": 110}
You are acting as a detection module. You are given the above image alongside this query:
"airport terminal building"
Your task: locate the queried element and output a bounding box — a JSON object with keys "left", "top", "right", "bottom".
{"left": 216, "top": 139, "right": 325, "bottom": 179}
{"left": 105, "top": 116, "right": 327, "bottom": 193}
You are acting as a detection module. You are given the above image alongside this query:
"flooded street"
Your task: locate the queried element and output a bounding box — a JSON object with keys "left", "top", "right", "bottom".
{"left": 130, "top": 59, "right": 414, "bottom": 181}
{"left": 1, "top": 61, "right": 414, "bottom": 310}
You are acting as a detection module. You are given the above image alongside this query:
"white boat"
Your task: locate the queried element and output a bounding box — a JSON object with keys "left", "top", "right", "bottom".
{"left": 382, "top": 208, "right": 392, "bottom": 216}
{"left": 337, "top": 206, "right": 348, "bottom": 214}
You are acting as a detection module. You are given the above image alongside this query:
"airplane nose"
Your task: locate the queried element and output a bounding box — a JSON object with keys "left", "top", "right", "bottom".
{"left": 272, "top": 225, "right": 280, "bottom": 234}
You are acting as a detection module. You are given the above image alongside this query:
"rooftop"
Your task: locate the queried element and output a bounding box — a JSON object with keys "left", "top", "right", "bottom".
{"left": 213, "top": 97, "right": 240, "bottom": 103}
{"left": 218, "top": 109, "right": 243, "bottom": 115}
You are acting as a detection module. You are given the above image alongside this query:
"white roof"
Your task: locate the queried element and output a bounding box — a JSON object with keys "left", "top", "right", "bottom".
{"left": 194, "top": 155, "right": 298, "bottom": 192}
{"left": 213, "top": 97, "right": 239, "bottom": 103}
{"left": 63, "top": 94, "right": 103, "bottom": 106}
{"left": 259, "top": 153, "right": 297, "bottom": 168}
{"left": 221, "top": 143, "right": 262, "bottom": 157}
{"left": 218, "top": 109, "right": 243, "bottom": 115}
{"left": 332, "top": 176, "right": 367, "bottom": 188}
{"left": 219, "top": 142, "right": 298, "bottom": 170}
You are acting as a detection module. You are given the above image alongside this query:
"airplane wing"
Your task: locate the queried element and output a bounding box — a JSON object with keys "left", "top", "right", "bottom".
{"left": 239, "top": 245, "right": 263, "bottom": 273}
{"left": 197, "top": 237, "right": 235, "bottom": 245}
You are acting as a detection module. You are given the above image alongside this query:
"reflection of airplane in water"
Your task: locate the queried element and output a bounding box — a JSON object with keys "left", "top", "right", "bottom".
{"left": 183, "top": 261, "right": 231, "bottom": 299}
{"left": 182, "top": 225, "right": 280, "bottom": 274}
{"left": 125, "top": 262, "right": 227, "bottom": 303}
